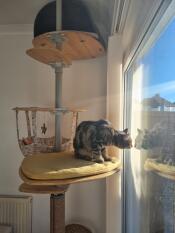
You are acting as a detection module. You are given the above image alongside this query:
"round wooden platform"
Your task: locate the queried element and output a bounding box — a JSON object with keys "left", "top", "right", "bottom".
{"left": 19, "top": 183, "right": 69, "bottom": 194}
{"left": 144, "top": 159, "right": 175, "bottom": 180}
{"left": 26, "top": 48, "right": 72, "bottom": 66}
{"left": 19, "top": 167, "right": 119, "bottom": 188}
{"left": 26, "top": 31, "right": 105, "bottom": 65}
{"left": 21, "top": 151, "right": 120, "bottom": 181}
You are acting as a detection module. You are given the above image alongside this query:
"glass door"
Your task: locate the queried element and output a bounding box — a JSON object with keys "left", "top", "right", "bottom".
{"left": 123, "top": 15, "right": 175, "bottom": 233}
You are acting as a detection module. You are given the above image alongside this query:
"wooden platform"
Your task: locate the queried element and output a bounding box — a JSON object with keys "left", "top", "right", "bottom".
{"left": 145, "top": 159, "right": 175, "bottom": 180}
{"left": 13, "top": 107, "right": 86, "bottom": 113}
{"left": 19, "top": 152, "right": 119, "bottom": 233}
{"left": 20, "top": 151, "right": 120, "bottom": 180}
{"left": 26, "top": 48, "right": 72, "bottom": 66}
{"left": 26, "top": 31, "right": 105, "bottom": 65}
{"left": 19, "top": 167, "right": 119, "bottom": 187}
{"left": 19, "top": 183, "right": 69, "bottom": 194}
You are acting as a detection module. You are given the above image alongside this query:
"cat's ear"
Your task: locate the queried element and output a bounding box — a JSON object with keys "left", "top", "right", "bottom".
{"left": 137, "top": 128, "right": 142, "bottom": 133}
{"left": 124, "top": 128, "right": 128, "bottom": 134}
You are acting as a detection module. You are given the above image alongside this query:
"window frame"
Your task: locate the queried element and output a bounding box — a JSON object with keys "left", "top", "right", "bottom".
{"left": 122, "top": 1, "right": 175, "bottom": 233}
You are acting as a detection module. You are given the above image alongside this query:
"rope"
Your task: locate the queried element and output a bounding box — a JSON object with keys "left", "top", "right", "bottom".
{"left": 69, "top": 112, "right": 78, "bottom": 151}
{"left": 25, "top": 111, "right": 31, "bottom": 138}
{"left": 15, "top": 110, "right": 20, "bottom": 141}
{"left": 32, "top": 111, "right": 37, "bottom": 142}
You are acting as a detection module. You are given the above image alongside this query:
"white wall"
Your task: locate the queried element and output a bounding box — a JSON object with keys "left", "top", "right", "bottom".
{"left": 0, "top": 25, "right": 107, "bottom": 233}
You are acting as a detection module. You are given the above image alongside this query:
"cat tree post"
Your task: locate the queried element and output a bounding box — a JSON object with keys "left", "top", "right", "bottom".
{"left": 55, "top": 64, "right": 63, "bottom": 152}
{"left": 51, "top": 1, "right": 66, "bottom": 233}
{"left": 52, "top": 64, "right": 65, "bottom": 233}
{"left": 55, "top": 0, "right": 63, "bottom": 152}
{"left": 50, "top": 194, "right": 65, "bottom": 233}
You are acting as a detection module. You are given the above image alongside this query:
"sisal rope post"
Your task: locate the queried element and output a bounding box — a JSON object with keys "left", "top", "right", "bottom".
{"left": 50, "top": 194, "right": 65, "bottom": 233}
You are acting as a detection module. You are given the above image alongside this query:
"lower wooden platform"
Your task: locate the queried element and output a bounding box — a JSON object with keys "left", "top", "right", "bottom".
{"left": 19, "top": 167, "right": 119, "bottom": 187}
{"left": 19, "top": 183, "right": 69, "bottom": 194}
{"left": 19, "top": 167, "right": 119, "bottom": 233}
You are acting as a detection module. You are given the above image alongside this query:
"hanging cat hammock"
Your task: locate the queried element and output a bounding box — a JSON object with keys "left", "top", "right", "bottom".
{"left": 13, "top": 107, "right": 85, "bottom": 156}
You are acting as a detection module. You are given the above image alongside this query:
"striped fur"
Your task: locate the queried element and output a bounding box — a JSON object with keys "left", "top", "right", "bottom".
{"left": 135, "top": 121, "right": 175, "bottom": 164}
{"left": 73, "top": 120, "right": 132, "bottom": 163}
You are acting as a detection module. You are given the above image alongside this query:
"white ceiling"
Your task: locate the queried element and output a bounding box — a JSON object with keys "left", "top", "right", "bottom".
{"left": 0, "top": 0, "right": 51, "bottom": 25}
{"left": 0, "top": 0, "right": 116, "bottom": 27}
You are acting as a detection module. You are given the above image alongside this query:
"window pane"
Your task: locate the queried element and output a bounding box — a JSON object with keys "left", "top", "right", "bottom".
{"left": 124, "top": 17, "right": 175, "bottom": 233}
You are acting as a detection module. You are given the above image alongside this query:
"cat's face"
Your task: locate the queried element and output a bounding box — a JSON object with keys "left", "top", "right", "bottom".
{"left": 113, "top": 129, "right": 132, "bottom": 149}
{"left": 135, "top": 129, "right": 151, "bottom": 149}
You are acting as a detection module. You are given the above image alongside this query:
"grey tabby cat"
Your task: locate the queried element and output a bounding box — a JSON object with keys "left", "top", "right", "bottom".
{"left": 135, "top": 121, "right": 175, "bottom": 164}
{"left": 73, "top": 119, "right": 132, "bottom": 163}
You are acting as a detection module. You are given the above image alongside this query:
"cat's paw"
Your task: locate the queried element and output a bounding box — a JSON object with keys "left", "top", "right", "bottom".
{"left": 104, "top": 157, "right": 112, "bottom": 162}
{"left": 94, "top": 157, "right": 104, "bottom": 163}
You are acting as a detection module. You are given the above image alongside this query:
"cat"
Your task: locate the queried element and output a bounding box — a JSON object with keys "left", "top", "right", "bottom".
{"left": 135, "top": 121, "right": 175, "bottom": 164}
{"left": 135, "top": 128, "right": 164, "bottom": 150}
{"left": 73, "top": 119, "right": 132, "bottom": 163}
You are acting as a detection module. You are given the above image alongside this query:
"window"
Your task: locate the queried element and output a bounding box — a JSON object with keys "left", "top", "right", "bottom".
{"left": 123, "top": 13, "right": 175, "bottom": 233}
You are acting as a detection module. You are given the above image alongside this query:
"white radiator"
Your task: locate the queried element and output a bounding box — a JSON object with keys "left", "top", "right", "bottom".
{"left": 0, "top": 195, "right": 32, "bottom": 233}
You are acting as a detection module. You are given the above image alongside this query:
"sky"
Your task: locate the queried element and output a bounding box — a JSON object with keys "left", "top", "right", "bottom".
{"left": 141, "top": 17, "right": 175, "bottom": 102}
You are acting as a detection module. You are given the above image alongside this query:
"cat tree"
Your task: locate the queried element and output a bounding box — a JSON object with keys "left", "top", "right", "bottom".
{"left": 15, "top": 1, "right": 120, "bottom": 232}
